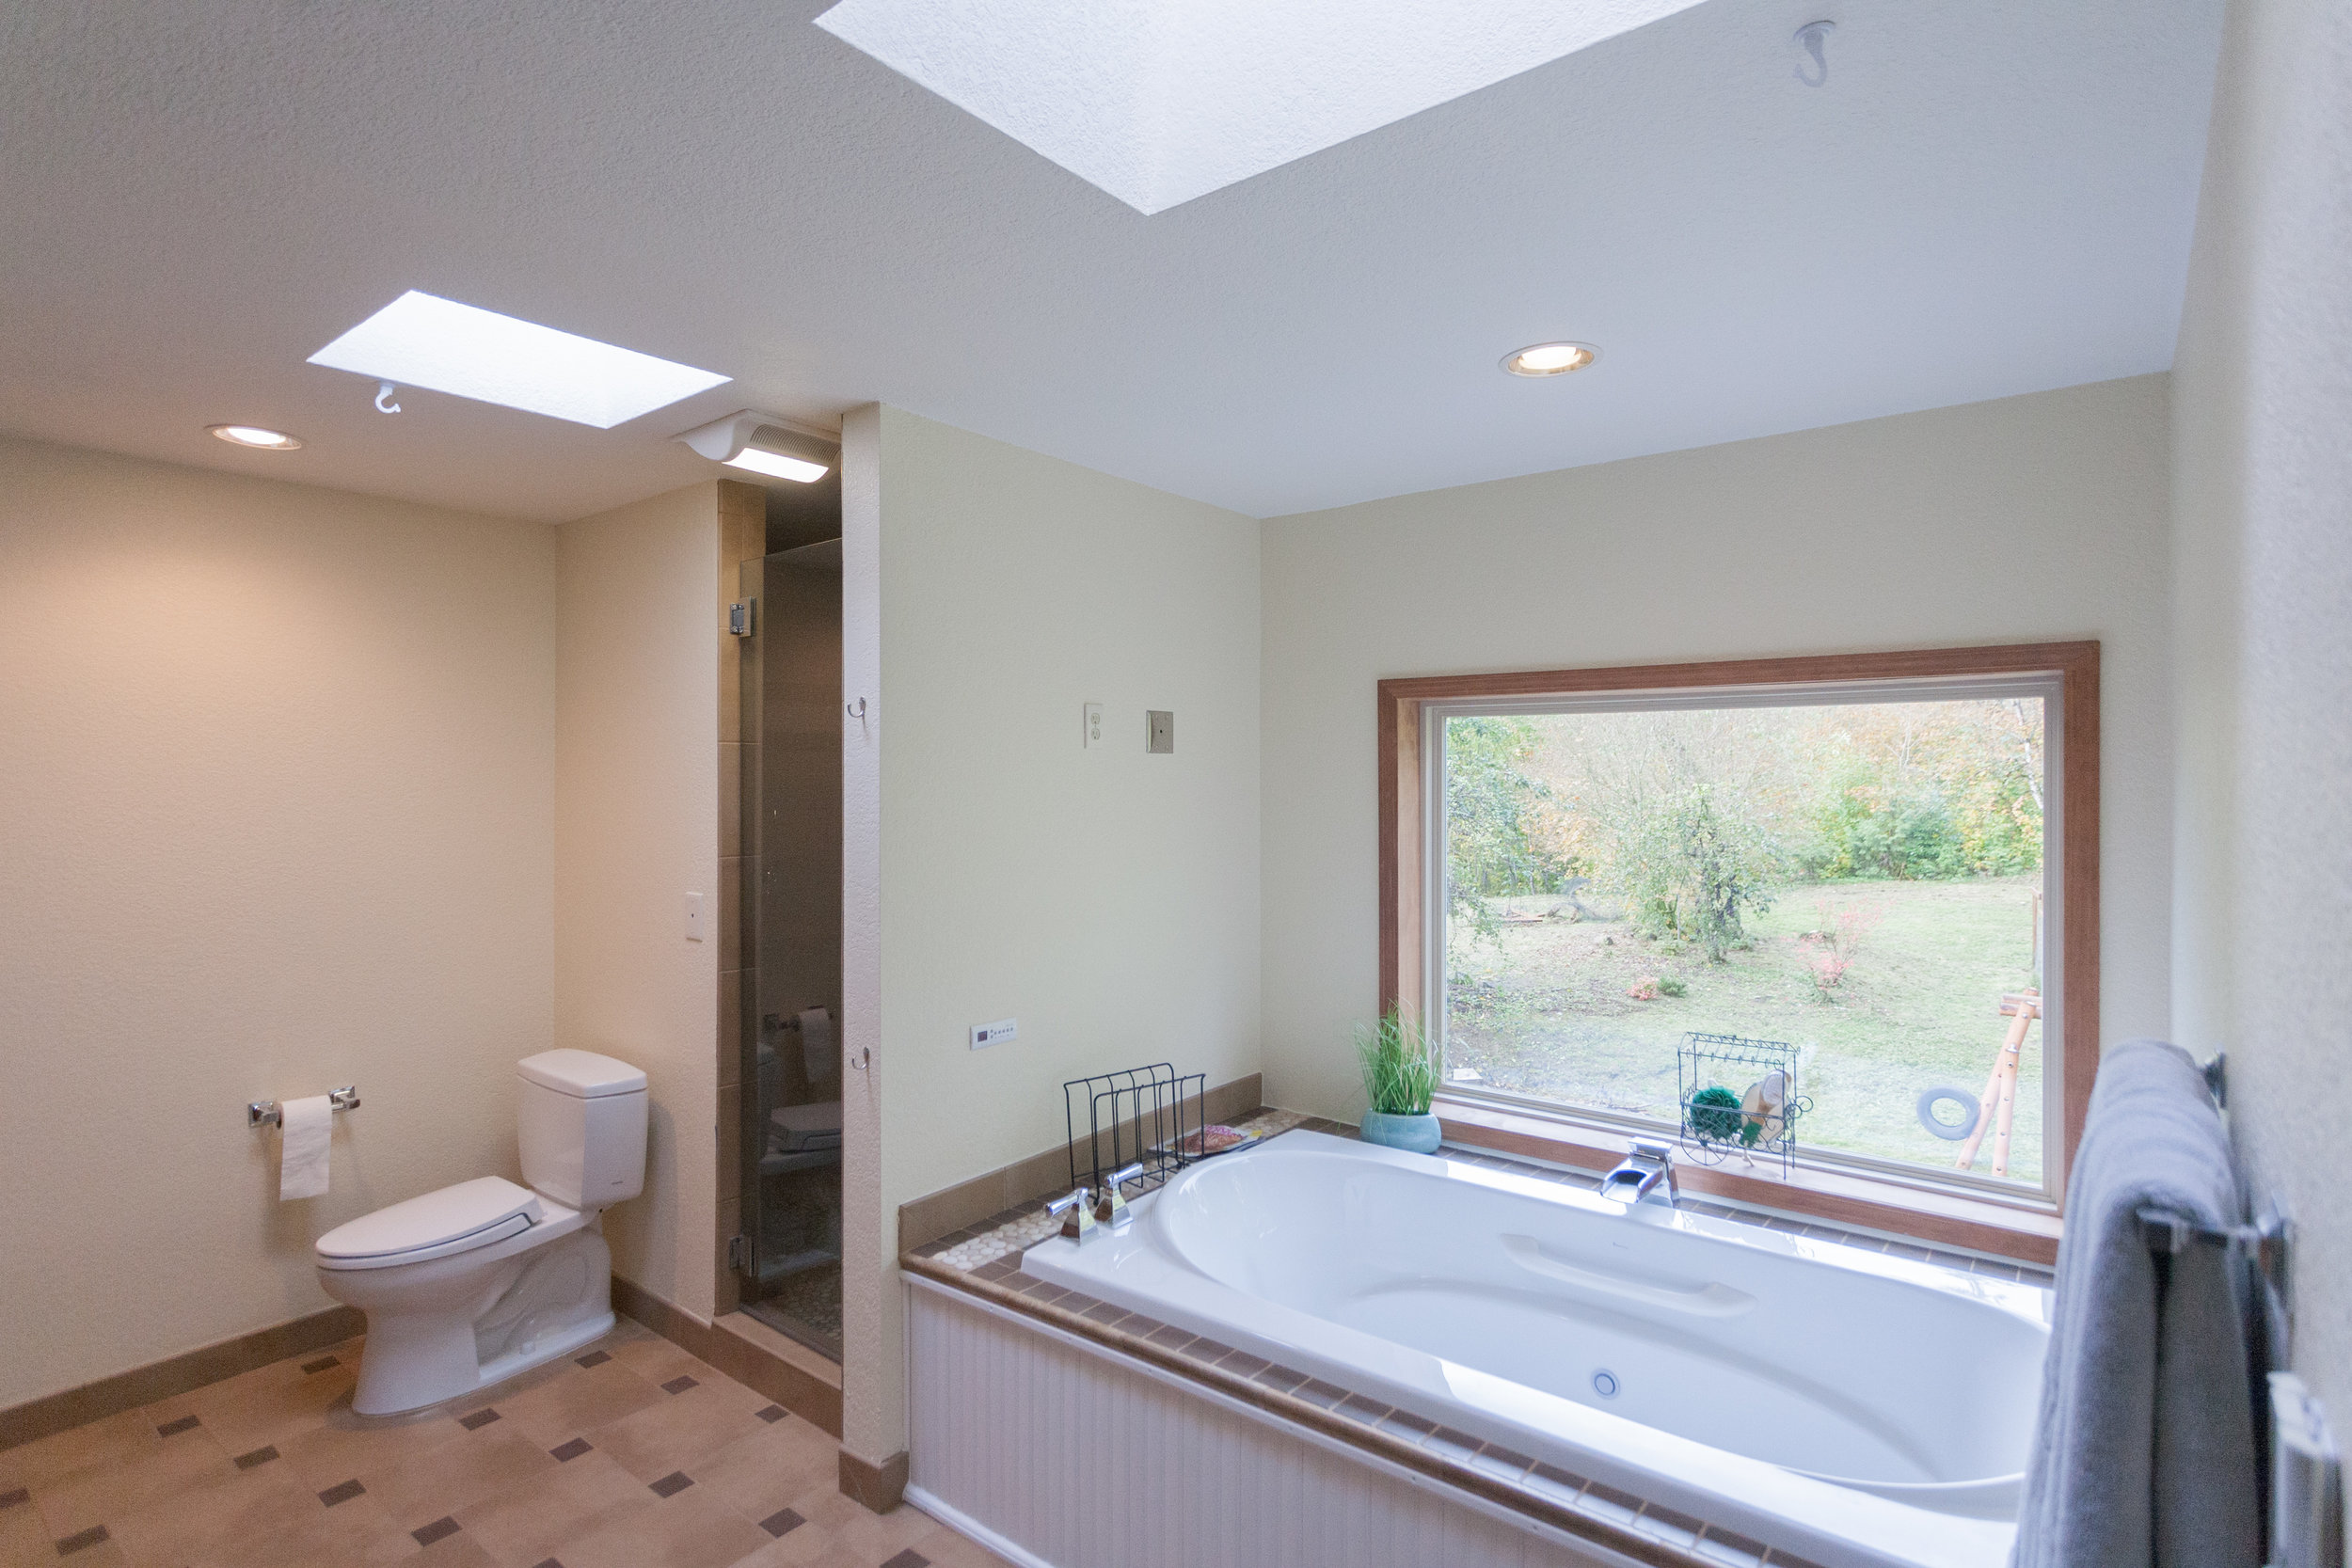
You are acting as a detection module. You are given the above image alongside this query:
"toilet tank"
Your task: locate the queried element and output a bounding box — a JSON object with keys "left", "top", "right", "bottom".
{"left": 516, "top": 1050, "right": 648, "bottom": 1212}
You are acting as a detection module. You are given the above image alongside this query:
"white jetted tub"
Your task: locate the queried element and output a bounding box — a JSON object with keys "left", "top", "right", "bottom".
{"left": 1018, "top": 1131, "right": 2050, "bottom": 1568}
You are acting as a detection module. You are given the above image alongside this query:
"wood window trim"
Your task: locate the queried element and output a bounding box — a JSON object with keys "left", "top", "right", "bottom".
{"left": 1378, "top": 641, "right": 2099, "bottom": 1257}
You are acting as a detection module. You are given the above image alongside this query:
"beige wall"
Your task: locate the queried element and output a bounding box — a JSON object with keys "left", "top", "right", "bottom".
{"left": 1258, "top": 376, "right": 2176, "bottom": 1121}
{"left": 840, "top": 406, "right": 1263, "bottom": 1463}
{"left": 2169, "top": 0, "right": 2352, "bottom": 1441}
{"left": 0, "top": 436, "right": 557, "bottom": 1409}
{"left": 555, "top": 483, "right": 724, "bottom": 1322}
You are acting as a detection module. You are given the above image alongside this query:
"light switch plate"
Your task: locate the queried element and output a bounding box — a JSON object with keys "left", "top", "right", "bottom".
{"left": 1083, "top": 702, "right": 1104, "bottom": 748}
{"left": 970, "top": 1018, "right": 1018, "bottom": 1049}
{"left": 1146, "top": 710, "right": 1174, "bottom": 753}
{"left": 684, "top": 892, "right": 707, "bottom": 942}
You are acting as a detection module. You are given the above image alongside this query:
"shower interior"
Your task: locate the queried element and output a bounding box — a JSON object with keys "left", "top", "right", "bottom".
{"left": 737, "top": 532, "right": 844, "bottom": 1358}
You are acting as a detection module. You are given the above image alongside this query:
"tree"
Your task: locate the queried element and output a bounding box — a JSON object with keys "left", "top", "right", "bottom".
{"left": 1444, "top": 717, "right": 1575, "bottom": 938}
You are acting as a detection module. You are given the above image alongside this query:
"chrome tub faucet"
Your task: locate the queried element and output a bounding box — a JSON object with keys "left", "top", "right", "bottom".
{"left": 1601, "top": 1140, "right": 1678, "bottom": 1209}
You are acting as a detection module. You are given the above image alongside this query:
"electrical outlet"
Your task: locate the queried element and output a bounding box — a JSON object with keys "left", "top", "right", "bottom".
{"left": 970, "top": 1018, "right": 1018, "bottom": 1050}
{"left": 684, "top": 892, "right": 707, "bottom": 942}
{"left": 1146, "top": 709, "right": 1174, "bottom": 753}
{"left": 1083, "top": 702, "right": 1104, "bottom": 749}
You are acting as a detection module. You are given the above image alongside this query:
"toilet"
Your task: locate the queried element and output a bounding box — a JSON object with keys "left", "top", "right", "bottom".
{"left": 315, "top": 1049, "right": 648, "bottom": 1416}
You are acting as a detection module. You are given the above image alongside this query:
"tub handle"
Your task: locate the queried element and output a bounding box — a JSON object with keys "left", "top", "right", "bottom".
{"left": 1502, "top": 1235, "right": 1756, "bottom": 1318}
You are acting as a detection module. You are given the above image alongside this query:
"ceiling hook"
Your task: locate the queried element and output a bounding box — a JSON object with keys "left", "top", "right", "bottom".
{"left": 374, "top": 381, "right": 402, "bottom": 414}
{"left": 1793, "top": 20, "right": 1834, "bottom": 87}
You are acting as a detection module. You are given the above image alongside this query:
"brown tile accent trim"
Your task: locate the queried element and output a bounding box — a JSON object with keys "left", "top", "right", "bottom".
{"left": 898, "top": 1072, "right": 1265, "bottom": 1252}
{"left": 610, "top": 1275, "right": 842, "bottom": 1437}
{"left": 0, "top": 1304, "right": 363, "bottom": 1453}
{"left": 838, "top": 1447, "right": 910, "bottom": 1514}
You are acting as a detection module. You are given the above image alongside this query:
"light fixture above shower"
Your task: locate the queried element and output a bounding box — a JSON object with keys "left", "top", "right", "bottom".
{"left": 676, "top": 411, "right": 839, "bottom": 483}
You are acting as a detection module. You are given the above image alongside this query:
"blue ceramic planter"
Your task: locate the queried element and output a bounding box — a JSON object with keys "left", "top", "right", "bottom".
{"left": 1359, "top": 1109, "right": 1442, "bottom": 1154}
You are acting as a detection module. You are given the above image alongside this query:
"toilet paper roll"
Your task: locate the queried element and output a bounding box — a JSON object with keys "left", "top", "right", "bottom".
{"left": 799, "top": 1007, "right": 835, "bottom": 1083}
{"left": 278, "top": 1095, "right": 332, "bottom": 1201}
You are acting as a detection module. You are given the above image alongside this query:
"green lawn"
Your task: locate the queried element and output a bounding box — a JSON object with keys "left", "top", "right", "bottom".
{"left": 1445, "top": 875, "right": 2045, "bottom": 1185}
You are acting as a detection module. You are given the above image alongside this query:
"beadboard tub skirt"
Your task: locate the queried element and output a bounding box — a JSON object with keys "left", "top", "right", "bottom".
{"left": 906, "top": 1275, "right": 1640, "bottom": 1568}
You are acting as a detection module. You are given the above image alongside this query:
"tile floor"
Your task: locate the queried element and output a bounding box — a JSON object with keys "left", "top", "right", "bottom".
{"left": 0, "top": 1321, "right": 1009, "bottom": 1568}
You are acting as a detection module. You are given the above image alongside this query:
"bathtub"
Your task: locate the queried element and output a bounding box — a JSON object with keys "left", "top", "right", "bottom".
{"left": 1015, "top": 1131, "right": 2049, "bottom": 1568}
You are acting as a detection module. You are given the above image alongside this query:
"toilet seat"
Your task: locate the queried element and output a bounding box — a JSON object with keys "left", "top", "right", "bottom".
{"left": 769, "top": 1101, "right": 842, "bottom": 1152}
{"left": 316, "top": 1177, "right": 544, "bottom": 1271}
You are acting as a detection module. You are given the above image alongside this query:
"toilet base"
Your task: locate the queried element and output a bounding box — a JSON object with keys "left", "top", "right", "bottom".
{"left": 344, "top": 1227, "right": 615, "bottom": 1417}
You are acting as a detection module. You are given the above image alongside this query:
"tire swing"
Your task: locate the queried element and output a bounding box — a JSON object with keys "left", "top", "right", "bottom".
{"left": 1915, "top": 1086, "right": 1980, "bottom": 1141}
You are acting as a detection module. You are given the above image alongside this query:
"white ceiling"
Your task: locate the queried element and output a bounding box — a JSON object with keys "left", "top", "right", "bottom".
{"left": 0, "top": 0, "right": 2223, "bottom": 524}
{"left": 811, "top": 0, "right": 1712, "bottom": 214}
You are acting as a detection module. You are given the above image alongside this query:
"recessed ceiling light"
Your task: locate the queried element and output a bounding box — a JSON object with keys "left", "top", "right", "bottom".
{"left": 676, "top": 411, "right": 837, "bottom": 484}
{"left": 209, "top": 423, "right": 303, "bottom": 450}
{"left": 1502, "top": 342, "right": 1599, "bottom": 377}
{"left": 307, "top": 291, "right": 730, "bottom": 429}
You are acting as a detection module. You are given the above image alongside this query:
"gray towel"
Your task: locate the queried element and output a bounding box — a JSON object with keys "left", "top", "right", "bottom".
{"left": 2013, "top": 1039, "right": 2260, "bottom": 1567}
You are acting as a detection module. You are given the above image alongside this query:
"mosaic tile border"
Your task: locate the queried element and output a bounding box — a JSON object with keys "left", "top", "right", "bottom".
{"left": 904, "top": 1114, "right": 2059, "bottom": 1568}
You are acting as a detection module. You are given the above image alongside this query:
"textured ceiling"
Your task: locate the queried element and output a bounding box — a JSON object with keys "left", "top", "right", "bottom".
{"left": 0, "top": 0, "right": 2222, "bottom": 523}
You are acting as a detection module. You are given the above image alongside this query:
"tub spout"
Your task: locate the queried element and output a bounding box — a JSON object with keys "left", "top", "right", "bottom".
{"left": 1601, "top": 1141, "right": 1678, "bottom": 1209}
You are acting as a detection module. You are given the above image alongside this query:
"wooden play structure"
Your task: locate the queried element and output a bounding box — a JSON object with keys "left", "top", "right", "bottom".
{"left": 1953, "top": 988, "right": 2040, "bottom": 1177}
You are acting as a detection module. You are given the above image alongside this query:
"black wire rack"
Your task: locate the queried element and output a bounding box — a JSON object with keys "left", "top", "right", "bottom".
{"left": 1063, "top": 1063, "right": 1207, "bottom": 1196}
{"left": 1677, "top": 1033, "right": 1811, "bottom": 1177}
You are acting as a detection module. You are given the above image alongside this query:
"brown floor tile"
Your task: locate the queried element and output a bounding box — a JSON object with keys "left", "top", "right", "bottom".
{"left": 601, "top": 1338, "right": 711, "bottom": 1390}
{"left": 276, "top": 1402, "right": 468, "bottom": 1494}
{"left": 3, "top": 1412, "right": 155, "bottom": 1491}
{"left": 681, "top": 1421, "right": 837, "bottom": 1525}
{"left": 579, "top": 1385, "right": 766, "bottom": 1484}
{"left": 834, "top": 1502, "right": 939, "bottom": 1565}
{"left": 544, "top": 1486, "right": 770, "bottom": 1568}
{"left": 358, "top": 1424, "right": 562, "bottom": 1531}
{"left": 177, "top": 1355, "right": 360, "bottom": 1454}
{"left": 187, "top": 1486, "right": 420, "bottom": 1568}
{"left": 494, "top": 1361, "right": 666, "bottom": 1450}
{"left": 99, "top": 1456, "right": 318, "bottom": 1567}
{"left": 449, "top": 1450, "right": 646, "bottom": 1568}
{"left": 32, "top": 1423, "right": 234, "bottom": 1538}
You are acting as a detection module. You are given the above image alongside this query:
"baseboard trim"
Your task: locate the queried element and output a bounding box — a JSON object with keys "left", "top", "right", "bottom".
{"left": 840, "top": 1447, "right": 910, "bottom": 1513}
{"left": 0, "top": 1305, "right": 364, "bottom": 1453}
{"left": 610, "top": 1275, "right": 842, "bottom": 1437}
{"left": 906, "top": 1485, "right": 1053, "bottom": 1568}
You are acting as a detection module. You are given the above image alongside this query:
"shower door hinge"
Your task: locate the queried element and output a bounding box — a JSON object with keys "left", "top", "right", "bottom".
{"left": 727, "top": 1234, "right": 749, "bottom": 1272}
{"left": 726, "top": 599, "right": 755, "bottom": 637}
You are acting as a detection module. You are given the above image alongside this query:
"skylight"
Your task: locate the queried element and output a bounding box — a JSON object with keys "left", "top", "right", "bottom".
{"left": 307, "top": 292, "right": 730, "bottom": 428}
{"left": 813, "top": 0, "right": 1710, "bottom": 214}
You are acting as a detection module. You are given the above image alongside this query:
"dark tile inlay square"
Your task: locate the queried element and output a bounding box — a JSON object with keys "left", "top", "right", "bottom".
{"left": 412, "top": 1517, "right": 461, "bottom": 1547}
{"left": 156, "top": 1414, "right": 201, "bottom": 1436}
{"left": 647, "top": 1471, "right": 694, "bottom": 1498}
{"left": 549, "top": 1438, "right": 593, "bottom": 1463}
{"left": 660, "top": 1375, "right": 699, "bottom": 1396}
{"left": 759, "top": 1507, "right": 805, "bottom": 1537}
{"left": 532, "top": 1560, "right": 564, "bottom": 1568}
{"left": 879, "top": 1552, "right": 931, "bottom": 1568}
{"left": 574, "top": 1350, "right": 612, "bottom": 1369}
{"left": 0, "top": 1488, "right": 25, "bottom": 1511}
{"left": 754, "top": 1405, "right": 787, "bottom": 1424}
{"left": 232, "top": 1445, "right": 280, "bottom": 1470}
{"left": 301, "top": 1354, "right": 341, "bottom": 1374}
{"left": 318, "top": 1479, "right": 367, "bottom": 1507}
{"left": 457, "top": 1407, "right": 501, "bottom": 1431}
{"left": 56, "top": 1525, "right": 110, "bottom": 1555}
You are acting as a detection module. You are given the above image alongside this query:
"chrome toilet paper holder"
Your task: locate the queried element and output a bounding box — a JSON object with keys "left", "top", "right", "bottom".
{"left": 248, "top": 1086, "right": 360, "bottom": 1128}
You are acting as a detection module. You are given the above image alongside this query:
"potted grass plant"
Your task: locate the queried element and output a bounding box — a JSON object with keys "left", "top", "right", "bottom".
{"left": 1357, "top": 1008, "right": 1443, "bottom": 1153}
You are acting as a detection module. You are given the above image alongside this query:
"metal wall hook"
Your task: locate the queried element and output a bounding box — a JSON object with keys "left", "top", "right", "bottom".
{"left": 846, "top": 696, "right": 867, "bottom": 722}
{"left": 373, "top": 382, "right": 402, "bottom": 414}
{"left": 1794, "top": 20, "right": 1835, "bottom": 87}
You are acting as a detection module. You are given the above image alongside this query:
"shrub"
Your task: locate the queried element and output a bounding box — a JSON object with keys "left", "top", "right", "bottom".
{"left": 1658, "top": 977, "right": 1688, "bottom": 997}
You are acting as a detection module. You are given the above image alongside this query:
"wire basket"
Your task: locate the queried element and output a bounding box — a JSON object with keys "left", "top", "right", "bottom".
{"left": 1677, "top": 1033, "right": 1810, "bottom": 1176}
{"left": 1063, "top": 1063, "right": 1207, "bottom": 1196}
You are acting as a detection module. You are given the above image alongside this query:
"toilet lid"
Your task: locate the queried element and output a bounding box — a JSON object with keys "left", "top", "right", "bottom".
{"left": 316, "top": 1177, "right": 542, "bottom": 1269}
{"left": 770, "top": 1101, "right": 843, "bottom": 1150}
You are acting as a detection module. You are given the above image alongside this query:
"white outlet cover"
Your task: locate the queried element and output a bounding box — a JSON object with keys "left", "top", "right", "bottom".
{"left": 1083, "top": 702, "right": 1104, "bottom": 748}
{"left": 970, "top": 1018, "right": 1019, "bottom": 1049}
{"left": 684, "top": 892, "right": 707, "bottom": 942}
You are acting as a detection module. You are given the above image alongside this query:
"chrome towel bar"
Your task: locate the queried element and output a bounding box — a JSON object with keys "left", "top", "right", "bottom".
{"left": 248, "top": 1086, "right": 360, "bottom": 1129}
